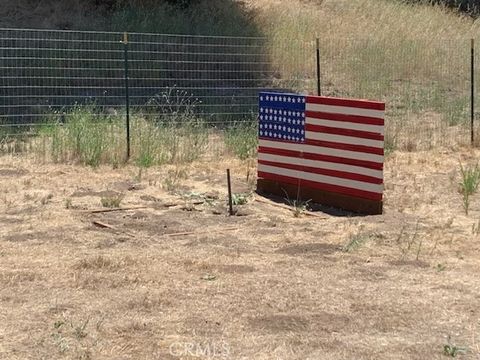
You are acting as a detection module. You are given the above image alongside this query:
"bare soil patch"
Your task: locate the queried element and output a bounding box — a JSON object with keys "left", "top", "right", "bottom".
{"left": 0, "top": 167, "right": 29, "bottom": 176}
{"left": 1, "top": 150, "right": 480, "bottom": 359}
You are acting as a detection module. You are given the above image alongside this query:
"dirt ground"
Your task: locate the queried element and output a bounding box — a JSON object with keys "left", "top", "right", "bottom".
{"left": 1, "top": 149, "right": 480, "bottom": 360}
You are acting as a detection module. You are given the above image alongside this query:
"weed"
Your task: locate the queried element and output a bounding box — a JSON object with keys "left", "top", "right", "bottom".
{"left": 245, "top": 158, "right": 256, "bottom": 188}
{"left": 163, "top": 166, "right": 188, "bottom": 192}
{"left": 73, "top": 318, "right": 90, "bottom": 340}
{"left": 224, "top": 121, "right": 258, "bottom": 160}
{"left": 396, "top": 221, "right": 423, "bottom": 260}
{"left": 343, "top": 232, "right": 371, "bottom": 252}
{"left": 291, "top": 200, "right": 309, "bottom": 218}
{"left": 384, "top": 128, "right": 398, "bottom": 156}
{"left": 40, "top": 193, "right": 53, "bottom": 205}
{"left": 282, "top": 187, "right": 311, "bottom": 217}
{"left": 54, "top": 320, "right": 65, "bottom": 329}
{"left": 232, "top": 193, "right": 250, "bottom": 206}
{"left": 38, "top": 106, "right": 124, "bottom": 167}
{"left": 416, "top": 237, "right": 424, "bottom": 261}
{"left": 472, "top": 219, "right": 480, "bottom": 235}
{"left": 100, "top": 194, "right": 124, "bottom": 208}
{"left": 443, "top": 336, "right": 467, "bottom": 357}
{"left": 459, "top": 162, "right": 480, "bottom": 215}
{"left": 64, "top": 198, "right": 73, "bottom": 209}
{"left": 436, "top": 263, "right": 446, "bottom": 272}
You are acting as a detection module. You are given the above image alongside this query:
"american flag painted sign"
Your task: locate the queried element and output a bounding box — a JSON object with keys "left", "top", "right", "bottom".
{"left": 256, "top": 92, "right": 385, "bottom": 214}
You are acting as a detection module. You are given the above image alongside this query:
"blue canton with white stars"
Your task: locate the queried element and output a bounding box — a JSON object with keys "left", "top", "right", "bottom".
{"left": 258, "top": 92, "right": 306, "bottom": 143}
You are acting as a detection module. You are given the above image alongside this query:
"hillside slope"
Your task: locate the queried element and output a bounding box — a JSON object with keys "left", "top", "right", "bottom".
{"left": 1, "top": 0, "right": 479, "bottom": 38}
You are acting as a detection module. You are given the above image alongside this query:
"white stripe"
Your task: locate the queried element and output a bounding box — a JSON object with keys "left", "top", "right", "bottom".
{"left": 306, "top": 131, "right": 384, "bottom": 148}
{"left": 259, "top": 139, "right": 384, "bottom": 164}
{"left": 306, "top": 103, "right": 384, "bottom": 119}
{"left": 306, "top": 117, "right": 384, "bottom": 135}
{"left": 258, "top": 153, "right": 383, "bottom": 179}
{"left": 258, "top": 164, "right": 383, "bottom": 194}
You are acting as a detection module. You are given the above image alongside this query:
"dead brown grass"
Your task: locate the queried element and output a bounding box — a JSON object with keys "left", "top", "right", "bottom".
{"left": 1, "top": 150, "right": 480, "bottom": 359}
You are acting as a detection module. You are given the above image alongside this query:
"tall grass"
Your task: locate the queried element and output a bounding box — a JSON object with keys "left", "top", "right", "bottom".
{"left": 224, "top": 121, "right": 258, "bottom": 160}
{"left": 459, "top": 162, "right": 480, "bottom": 214}
{"left": 110, "top": 0, "right": 261, "bottom": 37}
{"left": 38, "top": 106, "right": 125, "bottom": 167}
{"left": 4, "top": 0, "right": 480, "bottom": 157}
{"left": 255, "top": 0, "right": 480, "bottom": 149}
{"left": 36, "top": 105, "right": 209, "bottom": 167}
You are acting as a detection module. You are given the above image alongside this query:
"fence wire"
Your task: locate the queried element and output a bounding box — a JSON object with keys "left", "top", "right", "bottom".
{"left": 0, "top": 27, "right": 477, "bottom": 158}
{"left": 318, "top": 37, "right": 474, "bottom": 150}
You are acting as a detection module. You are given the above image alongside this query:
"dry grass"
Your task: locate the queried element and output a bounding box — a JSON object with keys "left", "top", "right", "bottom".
{"left": 2, "top": 1, "right": 480, "bottom": 359}
{"left": 247, "top": 0, "right": 480, "bottom": 149}
{"left": 1, "top": 148, "right": 480, "bottom": 359}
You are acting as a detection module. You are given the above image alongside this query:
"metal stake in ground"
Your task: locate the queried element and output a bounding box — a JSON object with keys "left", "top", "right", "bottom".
{"left": 471, "top": 38, "right": 475, "bottom": 145}
{"left": 123, "top": 32, "right": 131, "bottom": 160}
{"left": 227, "top": 169, "right": 234, "bottom": 216}
{"left": 316, "top": 38, "right": 321, "bottom": 96}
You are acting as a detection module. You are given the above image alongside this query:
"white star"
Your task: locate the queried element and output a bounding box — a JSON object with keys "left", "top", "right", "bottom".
{"left": 273, "top": 133, "right": 277, "bottom": 138}
{"left": 274, "top": 96, "right": 278, "bottom": 101}
{"left": 288, "top": 135, "right": 291, "bottom": 140}
{"left": 282, "top": 126, "right": 286, "bottom": 131}
{"left": 287, "top": 97, "right": 291, "bottom": 102}
{"left": 274, "top": 125, "right": 277, "bottom": 130}
{"left": 287, "top": 119, "right": 292, "bottom": 124}
{"left": 260, "top": 108, "right": 264, "bottom": 113}
{"left": 260, "top": 131, "right": 263, "bottom": 136}
{"left": 269, "top": 132, "right": 272, "bottom": 137}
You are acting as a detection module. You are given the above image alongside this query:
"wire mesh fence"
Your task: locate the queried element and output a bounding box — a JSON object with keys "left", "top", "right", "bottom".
{"left": 0, "top": 27, "right": 478, "bottom": 163}
{"left": 317, "top": 37, "right": 475, "bottom": 151}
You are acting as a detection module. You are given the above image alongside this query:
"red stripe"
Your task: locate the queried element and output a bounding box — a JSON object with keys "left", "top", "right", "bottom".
{"left": 306, "top": 139, "right": 384, "bottom": 156}
{"left": 258, "top": 146, "right": 383, "bottom": 170}
{"left": 305, "top": 110, "right": 384, "bottom": 126}
{"left": 305, "top": 124, "right": 384, "bottom": 141}
{"left": 306, "top": 96, "right": 385, "bottom": 111}
{"left": 258, "top": 171, "right": 383, "bottom": 201}
{"left": 258, "top": 160, "right": 383, "bottom": 184}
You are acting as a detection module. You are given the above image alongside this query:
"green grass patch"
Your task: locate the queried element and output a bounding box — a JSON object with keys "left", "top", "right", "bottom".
{"left": 459, "top": 162, "right": 480, "bottom": 215}
{"left": 224, "top": 121, "right": 258, "bottom": 160}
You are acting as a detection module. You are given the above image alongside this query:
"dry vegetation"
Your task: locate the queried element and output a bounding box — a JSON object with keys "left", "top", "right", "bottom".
{"left": 1, "top": 148, "right": 480, "bottom": 359}
{"left": 2, "top": 0, "right": 480, "bottom": 359}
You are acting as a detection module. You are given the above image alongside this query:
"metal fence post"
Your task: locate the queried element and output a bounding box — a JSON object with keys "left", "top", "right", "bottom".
{"left": 316, "top": 38, "right": 321, "bottom": 96}
{"left": 123, "top": 32, "right": 131, "bottom": 159}
{"left": 471, "top": 38, "right": 475, "bottom": 146}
